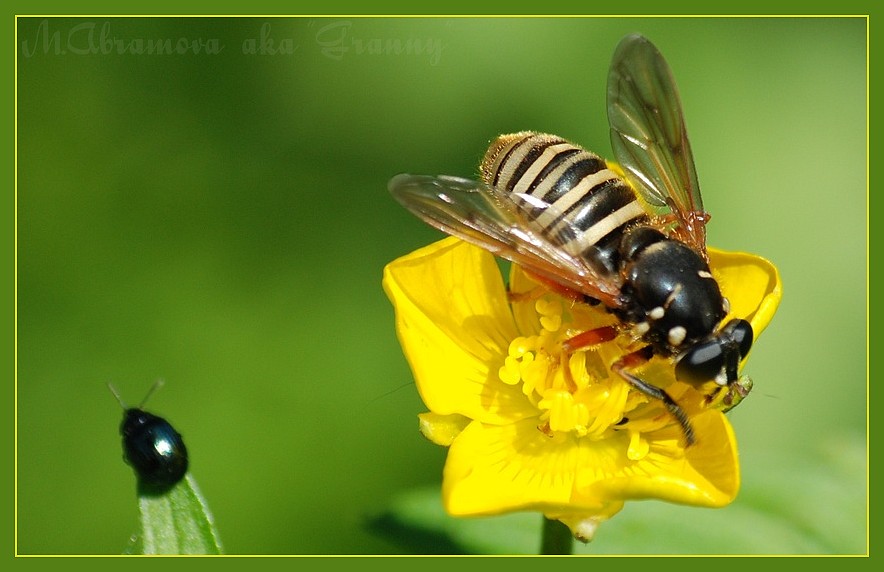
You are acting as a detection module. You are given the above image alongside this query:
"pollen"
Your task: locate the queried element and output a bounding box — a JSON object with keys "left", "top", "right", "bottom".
{"left": 496, "top": 291, "right": 640, "bottom": 441}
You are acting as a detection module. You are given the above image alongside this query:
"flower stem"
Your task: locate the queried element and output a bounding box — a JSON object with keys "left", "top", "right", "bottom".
{"left": 540, "top": 516, "right": 574, "bottom": 555}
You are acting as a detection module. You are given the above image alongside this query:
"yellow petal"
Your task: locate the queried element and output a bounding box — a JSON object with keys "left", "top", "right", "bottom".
{"left": 442, "top": 412, "right": 738, "bottom": 519}
{"left": 507, "top": 266, "right": 545, "bottom": 337}
{"left": 383, "top": 238, "right": 536, "bottom": 424}
{"left": 708, "top": 247, "right": 782, "bottom": 339}
{"left": 583, "top": 409, "right": 739, "bottom": 507}
{"left": 418, "top": 412, "right": 470, "bottom": 447}
{"left": 442, "top": 418, "right": 612, "bottom": 516}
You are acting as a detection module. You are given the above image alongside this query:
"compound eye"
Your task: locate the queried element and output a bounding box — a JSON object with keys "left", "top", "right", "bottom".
{"left": 676, "top": 320, "right": 755, "bottom": 386}
{"left": 675, "top": 339, "right": 724, "bottom": 385}
{"left": 723, "top": 319, "right": 754, "bottom": 357}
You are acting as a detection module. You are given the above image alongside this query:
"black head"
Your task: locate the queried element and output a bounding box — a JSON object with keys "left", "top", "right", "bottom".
{"left": 674, "top": 319, "right": 753, "bottom": 387}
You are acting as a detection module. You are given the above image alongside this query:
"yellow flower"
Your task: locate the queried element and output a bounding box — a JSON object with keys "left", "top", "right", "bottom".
{"left": 383, "top": 237, "right": 781, "bottom": 541}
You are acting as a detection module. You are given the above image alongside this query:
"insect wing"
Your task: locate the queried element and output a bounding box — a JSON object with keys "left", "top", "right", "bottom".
{"left": 389, "top": 174, "right": 622, "bottom": 305}
{"left": 607, "top": 34, "right": 707, "bottom": 253}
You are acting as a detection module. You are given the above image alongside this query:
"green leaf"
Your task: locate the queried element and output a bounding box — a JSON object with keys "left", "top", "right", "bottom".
{"left": 371, "top": 434, "right": 866, "bottom": 555}
{"left": 126, "top": 474, "right": 224, "bottom": 555}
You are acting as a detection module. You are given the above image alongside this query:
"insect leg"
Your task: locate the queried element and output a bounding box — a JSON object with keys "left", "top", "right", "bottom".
{"left": 507, "top": 284, "right": 547, "bottom": 304}
{"left": 612, "top": 347, "right": 696, "bottom": 446}
{"left": 561, "top": 326, "right": 618, "bottom": 352}
{"left": 558, "top": 326, "right": 695, "bottom": 445}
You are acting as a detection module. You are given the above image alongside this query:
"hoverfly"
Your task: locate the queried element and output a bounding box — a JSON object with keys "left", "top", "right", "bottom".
{"left": 389, "top": 34, "right": 753, "bottom": 445}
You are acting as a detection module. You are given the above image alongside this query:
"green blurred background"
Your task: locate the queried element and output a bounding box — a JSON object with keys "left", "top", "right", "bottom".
{"left": 16, "top": 17, "right": 866, "bottom": 554}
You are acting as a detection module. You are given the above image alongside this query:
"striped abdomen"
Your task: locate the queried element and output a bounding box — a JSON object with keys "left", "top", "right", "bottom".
{"left": 480, "top": 131, "right": 649, "bottom": 276}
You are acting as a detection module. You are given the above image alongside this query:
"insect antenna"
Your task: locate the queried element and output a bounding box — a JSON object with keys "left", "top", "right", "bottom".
{"left": 137, "top": 379, "right": 165, "bottom": 409}
{"left": 107, "top": 382, "right": 128, "bottom": 409}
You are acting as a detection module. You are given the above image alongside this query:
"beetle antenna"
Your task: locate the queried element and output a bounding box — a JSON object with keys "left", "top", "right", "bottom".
{"left": 107, "top": 382, "right": 127, "bottom": 409}
{"left": 138, "top": 379, "right": 165, "bottom": 409}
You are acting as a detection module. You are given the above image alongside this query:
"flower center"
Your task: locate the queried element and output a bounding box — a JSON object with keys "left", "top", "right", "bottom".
{"left": 498, "top": 292, "right": 661, "bottom": 451}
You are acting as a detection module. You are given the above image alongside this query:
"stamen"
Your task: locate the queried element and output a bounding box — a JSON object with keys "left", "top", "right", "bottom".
{"left": 497, "top": 284, "right": 671, "bottom": 447}
{"left": 539, "top": 390, "right": 589, "bottom": 435}
{"left": 627, "top": 430, "right": 650, "bottom": 460}
{"left": 498, "top": 356, "right": 522, "bottom": 385}
{"left": 535, "top": 298, "right": 563, "bottom": 332}
{"left": 540, "top": 314, "right": 562, "bottom": 332}
{"left": 508, "top": 336, "right": 533, "bottom": 357}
